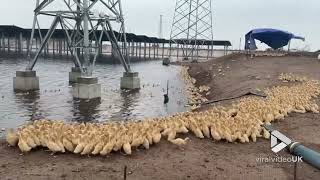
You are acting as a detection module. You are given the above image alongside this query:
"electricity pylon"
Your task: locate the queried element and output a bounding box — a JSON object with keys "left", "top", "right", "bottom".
{"left": 169, "top": 0, "right": 214, "bottom": 61}
{"left": 26, "top": 0, "right": 131, "bottom": 76}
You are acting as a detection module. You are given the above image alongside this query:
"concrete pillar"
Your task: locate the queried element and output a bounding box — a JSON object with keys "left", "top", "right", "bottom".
{"left": 156, "top": 43, "right": 159, "bottom": 58}
{"left": 52, "top": 38, "right": 55, "bottom": 56}
{"left": 0, "top": 33, "right": 2, "bottom": 51}
{"left": 153, "top": 43, "right": 156, "bottom": 59}
{"left": 8, "top": 37, "right": 10, "bottom": 52}
{"left": 59, "top": 39, "right": 62, "bottom": 56}
{"left": 144, "top": 42, "right": 147, "bottom": 59}
{"left": 148, "top": 43, "right": 151, "bottom": 59}
{"left": 14, "top": 35, "right": 17, "bottom": 53}
{"left": 13, "top": 71, "right": 40, "bottom": 91}
{"left": 35, "top": 38, "right": 38, "bottom": 54}
{"left": 162, "top": 43, "right": 165, "bottom": 58}
{"left": 72, "top": 77, "right": 101, "bottom": 100}
{"left": 26, "top": 37, "right": 30, "bottom": 55}
{"left": 121, "top": 72, "right": 140, "bottom": 90}
{"left": 19, "top": 33, "right": 23, "bottom": 54}
{"left": 177, "top": 44, "right": 180, "bottom": 59}
{"left": 135, "top": 42, "right": 138, "bottom": 57}
{"left": 69, "top": 67, "right": 82, "bottom": 83}
{"left": 66, "top": 40, "right": 69, "bottom": 56}
{"left": 139, "top": 42, "right": 142, "bottom": 59}
{"left": 131, "top": 41, "right": 134, "bottom": 57}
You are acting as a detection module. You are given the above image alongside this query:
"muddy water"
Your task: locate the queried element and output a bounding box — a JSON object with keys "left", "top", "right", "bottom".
{"left": 0, "top": 57, "right": 188, "bottom": 130}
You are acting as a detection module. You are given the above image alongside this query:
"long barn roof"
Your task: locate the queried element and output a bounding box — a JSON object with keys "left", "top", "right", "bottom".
{"left": 0, "top": 25, "right": 231, "bottom": 46}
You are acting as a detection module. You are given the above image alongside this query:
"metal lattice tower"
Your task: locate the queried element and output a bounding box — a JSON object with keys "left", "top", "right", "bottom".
{"left": 27, "top": 0, "right": 131, "bottom": 77}
{"left": 169, "top": 0, "right": 214, "bottom": 60}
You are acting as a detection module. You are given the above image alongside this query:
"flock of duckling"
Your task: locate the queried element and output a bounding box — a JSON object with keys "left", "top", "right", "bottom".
{"left": 180, "top": 66, "right": 210, "bottom": 110}
{"left": 254, "top": 52, "right": 286, "bottom": 57}
{"left": 279, "top": 73, "right": 308, "bottom": 82}
{"left": 6, "top": 72, "right": 320, "bottom": 156}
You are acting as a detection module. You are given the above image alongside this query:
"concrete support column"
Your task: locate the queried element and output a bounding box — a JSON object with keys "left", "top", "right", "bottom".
{"left": 148, "top": 43, "right": 151, "bottom": 59}
{"left": 59, "top": 39, "right": 62, "bottom": 56}
{"left": 69, "top": 67, "right": 82, "bottom": 83}
{"left": 0, "top": 33, "right": 2, "bottom": 51}
{"left": 121, "top": 72, "right": 140, "bottom": 90}
{"left": 162, "top": 43, "right": 165, "bottom": 58}
{"left": 135, "top": 42, "right": 138, "bottom": 57}
{"left": 131, "top": 41, "right": 134, "bottom": 57}
{"left": 8, "top": 37, "right": 10, "bottom": 52}
{"left": 26, "top": 37, "right": 30, "bottom": 55}
{"left": 153, "top": 43, "right": 156, "bottom": 59}
{"left": 156, "top": 43, "right": 159, "bottom": 58}
{"left": 139, "top": 42, "right": 142, "bottom": 59}
{"left": 19, "top": 33, "right": 23, "bottom": 54}
{"left": 52, "top": 38, "right": 55, "bottom": 56}
{"left": 144, "top": 42, "right": 147, "bottom": 59}
{"left": 72, "top": 77, "right": 101, "bottom": 100}
{"left": 13, "top": 71, "right": 40, "bottom": 91}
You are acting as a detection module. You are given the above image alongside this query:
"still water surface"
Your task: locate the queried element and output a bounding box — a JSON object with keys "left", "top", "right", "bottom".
{"left": 0, "top": 57, "right": 188, "bottom": 130}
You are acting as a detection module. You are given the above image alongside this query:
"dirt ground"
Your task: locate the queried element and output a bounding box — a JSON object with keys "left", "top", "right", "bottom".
{"left": 1, "top": 54, "right": 320, "bottom": 180}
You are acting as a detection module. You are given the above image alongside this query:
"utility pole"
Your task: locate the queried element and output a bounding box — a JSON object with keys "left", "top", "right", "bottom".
{"left": 159, "top": 15, "right": 163, "bottom": 39}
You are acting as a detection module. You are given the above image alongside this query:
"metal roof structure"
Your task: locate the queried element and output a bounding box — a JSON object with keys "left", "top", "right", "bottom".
{"left": 0, "top": 25, "right": 231, "bottom": 46}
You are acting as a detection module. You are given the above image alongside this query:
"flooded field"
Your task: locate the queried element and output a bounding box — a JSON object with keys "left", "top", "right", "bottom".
{"left": 0, "top": 57, "right": 188, "bottom": 130}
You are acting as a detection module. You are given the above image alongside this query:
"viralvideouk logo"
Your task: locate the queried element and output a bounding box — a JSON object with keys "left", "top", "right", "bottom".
{"left": 271, "top": 130, "right": 292, "bottom": 153}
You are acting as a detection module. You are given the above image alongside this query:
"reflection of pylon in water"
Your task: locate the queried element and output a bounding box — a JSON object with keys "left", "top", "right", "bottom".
{"left": 26, "top": 0, "right": 131, "bottom": 75}
{"left": 169, "top": 0, "right": 214, "bottom": 61}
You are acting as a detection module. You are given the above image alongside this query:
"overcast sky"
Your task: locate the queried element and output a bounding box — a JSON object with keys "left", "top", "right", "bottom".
{"left": 0, "top": 0, "right": 319, "bottom": 50}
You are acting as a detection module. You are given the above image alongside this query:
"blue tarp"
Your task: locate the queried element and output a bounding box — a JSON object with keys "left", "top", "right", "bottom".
{"left": 245, "top": 28, "right": 305, "bottom": 50}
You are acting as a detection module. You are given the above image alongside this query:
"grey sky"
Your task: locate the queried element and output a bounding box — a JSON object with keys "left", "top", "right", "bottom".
{"left": 0, "top": 0, "right": 319, "bottom": 50}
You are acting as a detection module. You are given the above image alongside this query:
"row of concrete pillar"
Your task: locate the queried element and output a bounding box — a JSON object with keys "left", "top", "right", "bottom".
{"left": 13, "top": 68, "right": 140, "bottom": 100}
{"left": 0, "top": 33, "right": 169, "bottom": 60}
{"left": 0, "top": 33, "right": 224, "bottom": 60}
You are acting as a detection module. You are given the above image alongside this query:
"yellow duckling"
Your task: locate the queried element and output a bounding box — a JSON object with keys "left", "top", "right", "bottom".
{"left": 152, "top": 131, "right": 162, "bottom": 144}
{"left": 143, "top": 138, "right": 150, "bottom": 149}
{"left": 123, "top": 142, "right": 132, "bottom": 155}
{"left": 100, "top": 140, "right": 115, "bottom": 156}
{"left": 169, "top": 137, "right": 190, "bottom": 147}
{"left": 92, "top": 135, "right": 107, "bottom": 155}
{"left": 18, "top": 134, "right": 32, "bottom": 152}
{"left": 46, "top": 136, "right": 63, "bottom": 153}
{"left": 6, "top": 128, "right": 19, "bottom": 146}
{"left": 62, "top": 137, "right": 74, "bottom": 152}
{"left": 21, "top": 131, "right": 37, "bottom": 149}
{"left": 210, "top": 127, "right": 221, "bottom": 141}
